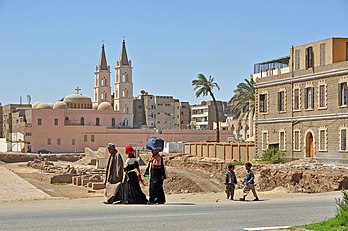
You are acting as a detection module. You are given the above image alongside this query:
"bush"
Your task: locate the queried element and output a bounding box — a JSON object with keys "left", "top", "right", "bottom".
{"left": 336, "top": 190, "right": 348, "bottom": 214}
{"left": 262, "top": 148, "right": 286, "bottom": 164}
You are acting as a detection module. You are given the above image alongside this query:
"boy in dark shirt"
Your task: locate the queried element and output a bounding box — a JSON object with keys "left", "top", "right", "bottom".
{"left": 225, "top": 164, "right": 237, "bottom": 200}
{"left": 240, "top": 162, "right": 259, "bottom": 201}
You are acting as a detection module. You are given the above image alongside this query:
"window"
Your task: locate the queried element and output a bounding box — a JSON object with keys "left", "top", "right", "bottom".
{"left": 339, "top": 82, "right": 348, "bottom": 106}
{"left": 320, "top": 43, "right": 325, "bottom": 66}
{"left": 279, "top": 130, "right": 285, "bottom": 150}
{"left": 305, "top": 46, "right": 314, "bottom": 69}
{"left": 294, "top": 130, "right": 300, "bottom": 151}
{"left": 38, "top": 118, "right": 42, "bottom": 126}
{"left": 96, "top": 117, "right": 100, "bottom": 126}
{"left": 91, "top": 135, "right": 95, "bottom": 142}
{"left": 262, "top": 131, "right": 268, "bottom": 150}
{"left": 295, "top": 49, "right": 300, "bottom": 70}
{"left": 259, "top": 94, "right": 267, "bottom": 113}
{"left": 80, "top": 117, "right": 84, "bottom": 125}
{"left": 294, "top": 89, "right": 300, "bottom": 110}
{"left": 305, "top": 87, "right": 314, "bottom": 109}
{"left": 111, "top": 118, "right": 116, "bottom": 127}
{"left": 318, "top": 129, "right": 327, "bottom": 151}
{"left": 340, "top": 128, "right": 347, "bottom": 151}
{"left": 319, "top": 85, "right": 326, "bottom": 108}
{"left": 278, "top": 91, "right": 285, "bottom": 112}
{"left": 47, "top": 138, "right": 51, "bottom": 145}
{"left": 57, "top": 138, "right": 61, "bottom": 145}
{"left": 72, "top": 138, "right": 75, "bottom": 145}
{"left": 54, "top": 118, "right": 58, "bottom": 126}
{"left": 84, "top": 135, "right": 87, "bottom": 142}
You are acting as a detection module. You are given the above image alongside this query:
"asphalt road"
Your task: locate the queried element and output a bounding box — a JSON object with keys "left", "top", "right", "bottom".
{"left": 0, "top": 192, "right": 341, "bottom": 231}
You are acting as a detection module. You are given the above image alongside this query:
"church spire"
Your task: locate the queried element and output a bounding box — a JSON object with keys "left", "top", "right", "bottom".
{"left": 119, "top": 39, "right": 129, "bottom": 66}
{"left": 98, "top": 44, "right": 108, "bottom": 70}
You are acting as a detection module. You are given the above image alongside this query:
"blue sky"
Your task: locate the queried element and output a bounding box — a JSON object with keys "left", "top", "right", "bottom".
{"left": 0, "top": 0, "right": 347, "bottom": 105}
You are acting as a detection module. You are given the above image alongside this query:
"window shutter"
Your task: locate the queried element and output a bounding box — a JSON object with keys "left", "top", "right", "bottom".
{"left": 304, "top": 88, "right": 308, "bottom": 109}
{"left": 278, "top": 92, "right": 281, "bottom": 111}
{"left": 311, "top": 87, "right": 314, "bottom": 109}
{"left": 265, "top": 94, "right": 267, "bottom": 112}
{"left": 339, "top": 83, "right": 342, "bottom": 106}
{"left": 305, "top": 48, "right": 308, "bottom": 69}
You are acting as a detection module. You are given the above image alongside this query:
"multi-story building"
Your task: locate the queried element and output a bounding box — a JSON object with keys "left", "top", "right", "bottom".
{"left": 0, "top": 105, "right": 3, "bottom": 138}
{"left": 191, "top": 101, "right": 226, "bottom": 130}
{"left": 133, "top": 91, "right": 181, "bottom": 130}
{"left": 179, "top": 102, "right": 191, "bottom": 129}
{"left": 255, "top": 37, "right": 348, "bottom": 164}
{"left": 1, "top": 104, "right": 32, "bottom": 151}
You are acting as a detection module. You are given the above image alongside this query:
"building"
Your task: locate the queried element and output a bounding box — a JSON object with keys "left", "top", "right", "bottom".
{"left": 1, "top": 104, "right": 32, "bottom": 152}
{"left": 179, "top": 102, "right": 191, "bottom": 129}
{"left": 133, "top": 91, "right": 182, "bottom": 130}
{"left": 255, "top": 37, "right": 348, "bottom": 164}
{"left": 191, "top": 101, "right": 226, "bottom": 130}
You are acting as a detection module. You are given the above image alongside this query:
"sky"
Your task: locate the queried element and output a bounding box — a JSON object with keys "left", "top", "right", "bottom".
{"left": 0, "top": 0, "right": 347, "bottom": 106}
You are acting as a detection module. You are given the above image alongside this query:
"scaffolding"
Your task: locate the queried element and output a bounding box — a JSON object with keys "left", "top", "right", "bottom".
{"left": 254, "top": 56, "right": 290, "bottom": 74}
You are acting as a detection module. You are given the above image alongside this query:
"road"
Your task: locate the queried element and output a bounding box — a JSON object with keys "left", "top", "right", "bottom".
{"left": 0, "top": 191, "right": 341, "bottom": 231}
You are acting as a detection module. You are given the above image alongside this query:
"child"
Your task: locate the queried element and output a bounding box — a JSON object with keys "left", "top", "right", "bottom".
{"left": 225, "top": 164, "right": 237, "bottom": 200}
{"left": 240, "top": 162, "right": 259, "bottom": 201}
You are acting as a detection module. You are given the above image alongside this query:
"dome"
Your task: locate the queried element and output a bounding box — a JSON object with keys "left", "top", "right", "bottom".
{"left": 93, "top": 103, "right": 99, "bottom": 110}
{"left": 32, "top": 102, "right": 42, "bottom": 109}
{"left": 53, "top": 101, "right": 68, "bottom": 109}
{"left": 63, "top": 94, "right": 92, "bottom": 104}
{"left": 98, "top": 102, "right": 113, "bottom": 110}
{"left": 63, "top": 94, "right": 92, "bottom": 109}
{"left": 36, "top": 102, "right": 52, "bottom": 109}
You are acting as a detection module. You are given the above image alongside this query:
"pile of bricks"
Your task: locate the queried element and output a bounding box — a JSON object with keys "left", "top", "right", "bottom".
{"left": 72, "top": 171, "right": 106, "bottom": 191}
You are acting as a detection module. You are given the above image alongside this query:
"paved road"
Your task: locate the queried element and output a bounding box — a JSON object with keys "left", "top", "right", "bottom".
{"left": 0, "top": 192, "right": 341, "bottom": 231}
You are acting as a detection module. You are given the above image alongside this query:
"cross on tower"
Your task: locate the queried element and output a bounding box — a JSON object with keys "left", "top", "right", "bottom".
{"left": 75, "top": 87, "right": 81, "bottom": 94}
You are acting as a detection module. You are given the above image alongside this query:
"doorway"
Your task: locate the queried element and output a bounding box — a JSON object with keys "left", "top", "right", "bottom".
{"left": 305, "top": 132, "right": 314, "bottom": 158}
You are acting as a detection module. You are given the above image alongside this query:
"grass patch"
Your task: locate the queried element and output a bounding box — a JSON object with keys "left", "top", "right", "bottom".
{"left": 294, "top": 190, "right": 348, "bottom": 231}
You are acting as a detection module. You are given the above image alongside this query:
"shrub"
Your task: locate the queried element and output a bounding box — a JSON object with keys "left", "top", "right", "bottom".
{"left": 262, "top": 148, "right": 286, "bottom": 164}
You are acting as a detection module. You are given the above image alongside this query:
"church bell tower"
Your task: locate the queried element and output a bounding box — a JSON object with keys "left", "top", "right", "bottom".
{"left": 94, "top": 44, "right": 111, "bottom": 106}
{"left": 114, "top": 40, "right": 134, "bottom": 127}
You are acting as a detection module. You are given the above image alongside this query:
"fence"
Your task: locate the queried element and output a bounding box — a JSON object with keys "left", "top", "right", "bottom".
{"left": 183, "top": 142, "right": 255, "bottom": 162}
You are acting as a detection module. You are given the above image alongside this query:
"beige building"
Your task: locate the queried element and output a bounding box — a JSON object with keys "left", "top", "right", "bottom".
{"left": 255, "top": 37, "right": 348, "bottom": 164}
{"left": 179, "top": 102, "right": 191, "bottom": 129}
{"left": 191, "top": 101, "right": 226, "bottom": 130}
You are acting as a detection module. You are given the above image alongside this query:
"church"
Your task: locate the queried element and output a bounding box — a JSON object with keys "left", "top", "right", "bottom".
{"left": 26, "top": 40, "right": 136, "bottom": 152}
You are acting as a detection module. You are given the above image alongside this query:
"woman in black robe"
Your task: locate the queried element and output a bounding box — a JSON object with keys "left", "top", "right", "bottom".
{"left": 124, "top": 146, "right": 148, "bottom": 204}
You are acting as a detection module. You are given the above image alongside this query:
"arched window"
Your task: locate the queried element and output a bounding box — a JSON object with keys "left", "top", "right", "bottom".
{"left": 101, "top": 93, "right": 104, "bottom": 100}
{"left": 80, "top": 117, "right": 84, "bottom": 125}
{"left": 124, "top": 105, "right": 128, "bottom": 113}
{"left": 122, "top": 74, "right": 126, "bottom": 82}
{"left": 112, "top": 118, "right": 116, "bottom": 127}
{"left": 125, "top": 88, "right": 129, "bottom": 98}
{"left": 122, "top": 90, "right": 125, "bottom": 98}
{"left": 105, "top": 79, "right": 107, "bottom": 86}
{"left": 125, "top": 73, "right": 129, "bottom": 82}
{"left": 64, "top": 117, "right": 69, "bottom": 125}
{"left": 104, "top": 93, "right": 107, "bottom": 100}
{"left": 101, "top": 78, "right": 105, "bottom": 86}
{"left": 96, "top": 117, "right": 100, "bottom": 126}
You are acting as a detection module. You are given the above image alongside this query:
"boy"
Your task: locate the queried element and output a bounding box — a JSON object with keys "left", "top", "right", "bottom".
{"left": 240, "top": 162, "right": 259, "bottom": 201}
{"left": 225, "top": 164, "right": 237, "bottom": 200}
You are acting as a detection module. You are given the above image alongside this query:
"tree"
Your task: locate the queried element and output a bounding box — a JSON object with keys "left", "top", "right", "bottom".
{"left": 192, "top": 74, "right": 221, "bottom": 142}
{"left": 230, "top": 78, "right": 255, "bottom": 139}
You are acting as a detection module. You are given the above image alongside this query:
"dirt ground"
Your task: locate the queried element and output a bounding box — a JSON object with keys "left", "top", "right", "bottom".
{"left": 3, "top": 153, "right": 348, "bottom": 201}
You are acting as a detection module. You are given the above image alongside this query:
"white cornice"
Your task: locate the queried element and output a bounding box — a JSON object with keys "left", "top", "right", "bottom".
{"left": 256, "top": 112, "right": 348, "bottom": 124}
{"left": 256, "top": 67, "right": 348, "bottom": 88}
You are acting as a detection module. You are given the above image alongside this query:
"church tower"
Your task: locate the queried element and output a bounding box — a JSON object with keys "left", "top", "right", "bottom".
{"left": 114, "top": 40, "right": 134, "bottom": 127}
{"left": 94, "top": 44, "right": 111, "bottom": 105}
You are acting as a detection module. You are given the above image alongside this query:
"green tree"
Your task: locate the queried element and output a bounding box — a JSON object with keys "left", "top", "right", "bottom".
{"left": 192, "top": 74, "right": 221, "bottom": 142}
{"left": 230, "top": 78, "right": 255, "bottom": 122}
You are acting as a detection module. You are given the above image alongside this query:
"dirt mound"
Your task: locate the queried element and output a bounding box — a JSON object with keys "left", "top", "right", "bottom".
{"left": 165, "top": 154, "right": 348, "bottom": 193}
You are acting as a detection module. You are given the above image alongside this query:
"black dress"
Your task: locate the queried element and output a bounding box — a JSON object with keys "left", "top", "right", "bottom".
{"left": 124, "top": 158, "right": 148, "bottom": 204}
{"left": 148, "top": 156, "right": 166, "bottom": 204}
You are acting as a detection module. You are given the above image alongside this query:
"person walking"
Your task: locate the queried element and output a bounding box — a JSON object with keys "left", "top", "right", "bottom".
{"left": 144, "top": 137, "right": 166, "bottom": 204}
{"left": 123, "top": 146, "right": 148, "bottom": 204}
{"left": 240, "top": 162, "right": 259, "bottom": 201}
{"left": 104, "top": 143, "right": 124, "bottom": 204}
{"left": 225, "top": 164, "right": 237, "bottom": 200}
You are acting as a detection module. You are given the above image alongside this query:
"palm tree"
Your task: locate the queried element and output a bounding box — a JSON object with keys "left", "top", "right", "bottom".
{"left": 230, "top": 78, "right": 255, "bottom": 140}
{"left": 192, "top": 74, "right": 221, "bottom": 142}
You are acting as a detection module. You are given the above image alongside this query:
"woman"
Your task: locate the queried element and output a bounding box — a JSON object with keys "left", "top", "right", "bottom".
{"left": 145, "top": 149, "right": 166, "bottom": 204}
{"left": 123, "top": 146, "right": 148, "bottom": 204}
